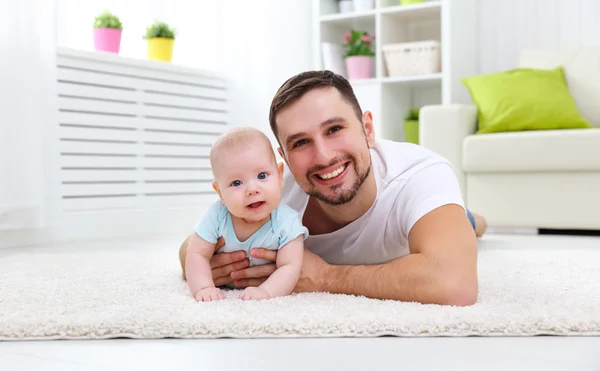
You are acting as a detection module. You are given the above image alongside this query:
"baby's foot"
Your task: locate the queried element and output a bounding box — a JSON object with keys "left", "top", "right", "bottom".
{"left": 240, "top": 287, "right": 270, "bottom": 301}
{"left": 195, "top": 287, "right": 226, "bottom": 302}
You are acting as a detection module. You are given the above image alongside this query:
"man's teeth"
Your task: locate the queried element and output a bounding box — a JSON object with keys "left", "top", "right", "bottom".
{"left": 318, "top": 164, "right": 346, "bottom": 180}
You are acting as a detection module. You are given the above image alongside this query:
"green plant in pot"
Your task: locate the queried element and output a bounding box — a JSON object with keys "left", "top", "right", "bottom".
{"left": 93, "top": 10, "right": 123, "bottom": 54}
{"left": 143, "top": 21, "right": 176, "bottom": 62}
{"left": 401, "top": 0, "right": 424, "bottom": 5}
{"left": 404, "top": 108, "right": 420, "bottom": 145}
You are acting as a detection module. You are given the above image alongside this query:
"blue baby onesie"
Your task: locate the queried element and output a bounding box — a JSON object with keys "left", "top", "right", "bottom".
{"left": 194, "top": 199, "right": 309, "bottom": 268}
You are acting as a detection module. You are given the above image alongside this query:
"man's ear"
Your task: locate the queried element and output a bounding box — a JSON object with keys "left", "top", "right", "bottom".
{"left": 212, "top": 181, "right": 224, "bottom": 202}
{"left": 362, "top": 110, "right": 376, "bottom": 148}
{"left": 277, "top": 162, "right": 284, "bottom": 186}
{"left": 277, "top": 147, "right": 289, "bottom": 167}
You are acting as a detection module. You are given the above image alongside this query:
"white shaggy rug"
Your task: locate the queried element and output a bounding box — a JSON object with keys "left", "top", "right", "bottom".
{"left": 0, "top": 237, "right": 599, "bottom": 340}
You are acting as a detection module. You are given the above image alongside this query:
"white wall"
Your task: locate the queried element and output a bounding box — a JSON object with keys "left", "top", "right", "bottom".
{"left": 478, "top": 0, "right": 600, "bottom": 74}
{"left": 216, "top": 0, "right": 313, "bottom": 148}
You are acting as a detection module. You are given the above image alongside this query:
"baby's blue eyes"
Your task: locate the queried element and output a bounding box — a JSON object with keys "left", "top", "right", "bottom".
{"left": 230, "top": 172, "right": 268, "bottom": 187}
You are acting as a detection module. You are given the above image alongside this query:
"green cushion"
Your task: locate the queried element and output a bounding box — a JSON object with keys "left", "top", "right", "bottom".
{"left": 461, "top": 67, "right": 593, "bottom": 134}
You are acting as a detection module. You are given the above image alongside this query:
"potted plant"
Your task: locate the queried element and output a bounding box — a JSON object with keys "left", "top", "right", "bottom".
{"left": 93, "top": 10, "right": 123, "bottom": 54}
{"left": 143, "top": 21, "right": 176, "bottom": 62}
{"left": 404, "top": 108, "right": 420, "bottom": 144}
{"left": 343, "top": 30, "right": 375, "bottom": 80}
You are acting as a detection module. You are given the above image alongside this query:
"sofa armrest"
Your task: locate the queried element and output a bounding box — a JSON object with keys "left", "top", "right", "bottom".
{"left": 419, "top": 104, "right": 478, "bottom": 199}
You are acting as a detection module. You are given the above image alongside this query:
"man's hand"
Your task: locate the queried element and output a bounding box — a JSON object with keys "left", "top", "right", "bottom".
{"left": 289, "top": 249, "right": 330, "bottom": 293}
{"left": 235, "top": 248, "right": 330, "bottom": 293}
{"left": 209, "top": 238, "right": 277, "bottom": 288}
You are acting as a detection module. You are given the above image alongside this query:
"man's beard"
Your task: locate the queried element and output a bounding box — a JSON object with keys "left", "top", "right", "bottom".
{"left": 306, "top": 155, "right": 371, "bottom": 206}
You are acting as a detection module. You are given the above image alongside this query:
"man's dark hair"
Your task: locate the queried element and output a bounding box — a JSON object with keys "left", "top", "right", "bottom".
{"left": 268, "top": 70, "right": 364, "bottom": 146}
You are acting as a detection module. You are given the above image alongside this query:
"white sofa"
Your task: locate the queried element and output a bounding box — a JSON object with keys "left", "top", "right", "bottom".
{"left": 419, "top": 47, "right": 600, "bottom": 231}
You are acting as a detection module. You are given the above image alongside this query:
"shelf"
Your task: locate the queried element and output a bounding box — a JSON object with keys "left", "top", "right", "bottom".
{"left": 319, "top": 9, "right": 377, "bottom": 24}
{"left": 348, "top": 78, "right": 379, "bottom": 86}
{"left": 379, "top": 1, "right": 442, "bottom": 20}
{"left": 346, "top": 74, "right": 441, "bottom": 88}
{"left": 319, "top": 2, "right": 442, "bottom": 23}
{"left": 381, "top": 73, "right": 442, "bottom": 87}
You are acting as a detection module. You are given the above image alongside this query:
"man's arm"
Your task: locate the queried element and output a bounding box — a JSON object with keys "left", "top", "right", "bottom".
{"left": 244, "top": 203, "right": 478, "bottom": 306}
{"left": 317, "top": 204, "right": 478, "bottom": 306}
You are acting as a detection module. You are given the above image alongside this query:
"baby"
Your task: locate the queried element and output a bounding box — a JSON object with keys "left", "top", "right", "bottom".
{"left": 184, "top": 126, "right": 308, "bottom": 301}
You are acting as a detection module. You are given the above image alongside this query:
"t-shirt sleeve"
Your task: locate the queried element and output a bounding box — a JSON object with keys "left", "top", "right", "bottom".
{"left": 193, "top": 200, "right": 225, "bottom": 244}
{"left": 277, "top": 207, "right": 309, "bottom": 248}
{"left": 395, "top": 161, "right": 466, "bottom": 238}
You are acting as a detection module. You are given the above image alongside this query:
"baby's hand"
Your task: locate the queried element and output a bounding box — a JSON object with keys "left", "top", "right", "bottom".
{"left": 240, "top": 287, "right": 271, "bottom": 301}
{"left": 195, "top": 287, "right": 226, "bottom": 302}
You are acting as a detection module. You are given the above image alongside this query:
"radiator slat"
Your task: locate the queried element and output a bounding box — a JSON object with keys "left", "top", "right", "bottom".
{"left": 142, "top": 105, "right": 226, "bottom": 123}
{"left": 143, "top": 143, "right": 212, "bottom": 157}
{"left": 60, "top": 155, "right": 139, "bottom": 168}
{"left": 142, "top": 92, "right": 228, "bottom": 112}
{"left": 58, "top": 81, "right": 139, "bottom": 103}
{"left": 142, "top": 181, "right": 214, "bottom": 194}
{"left": 59, "top": 97, "right": 140, "bottom": 116}
{"left": 143, "top": 170, "right": 214, "bottom": 182}
{"left": 62, "top": 196, "right": 140, "bottom": 211}
{"left": 59, "top": 125, "right": 140, "bottom": 142}
{"left": 58, "top": 111, "right": 141, "bottom": 129}
{"left": 141, "top": 130, "right": 217, "bottom": 146}
{"left": 61, "top": 183, "right": 140, "bottom": 197}
{"left": 57, "top": 56, "right": 227, "bottom": 87}
{"left": 60, "top": 140, "right": 139, "bottom": 155}
{"left": 144, "top": 118, "right": 226, "bottom": 135}
{"left": 58, "top": 67, "right": 228, "bottom": 101}
{"left": 141, "top": 156, "right": 210, "bottom": 169}
{"left": 61, "top": 169, "right": 139, "bottom": 182}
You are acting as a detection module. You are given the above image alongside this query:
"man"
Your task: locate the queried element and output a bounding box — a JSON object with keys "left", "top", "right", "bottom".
{"left": 179, "top": 70, "right": 485, "bottom": 306}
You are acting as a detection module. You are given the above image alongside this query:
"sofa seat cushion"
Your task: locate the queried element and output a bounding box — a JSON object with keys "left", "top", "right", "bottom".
{"left": 463, "top": 128, "right": 600, "bottom": 173}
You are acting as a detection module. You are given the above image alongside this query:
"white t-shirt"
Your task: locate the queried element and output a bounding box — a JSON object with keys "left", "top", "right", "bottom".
{"left": 281, "top": 139, "right": 465, "bottom": 265}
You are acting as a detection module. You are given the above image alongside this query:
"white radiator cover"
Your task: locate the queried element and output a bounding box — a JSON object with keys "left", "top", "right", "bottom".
{"left": 3, "top": 48, "right": 230, "bottom": 247}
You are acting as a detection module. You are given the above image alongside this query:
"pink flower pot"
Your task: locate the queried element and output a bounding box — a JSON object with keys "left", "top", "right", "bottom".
{"left": 93, "top": 28, "right": 122, "bottom": 54}
{"left": 345, "top": 56, "right": 374, "bottom": 80}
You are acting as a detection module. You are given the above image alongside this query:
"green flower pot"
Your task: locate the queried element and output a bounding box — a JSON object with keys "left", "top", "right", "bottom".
{"left": 401, "top": 0, "right": 423, "bottom": 5}
{"left": 404, "top": 120, "right": 419, "bottom": 144}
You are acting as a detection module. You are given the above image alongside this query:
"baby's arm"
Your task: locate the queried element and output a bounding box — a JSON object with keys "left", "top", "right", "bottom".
{"left": 257, "top": 235, "right": 304, "bottom": 298}
{"left": 185, "top": 233, "right": 225, "bottom": 301}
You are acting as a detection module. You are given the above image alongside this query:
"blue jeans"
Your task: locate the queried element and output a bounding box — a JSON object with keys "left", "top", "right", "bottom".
{"left": 467, "top": 209, "right": 476, "bottom": 230}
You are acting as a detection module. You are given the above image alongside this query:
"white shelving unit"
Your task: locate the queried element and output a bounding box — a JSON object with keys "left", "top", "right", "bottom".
{"left": 313, "top": 0, "right": 479, "bottom": 142}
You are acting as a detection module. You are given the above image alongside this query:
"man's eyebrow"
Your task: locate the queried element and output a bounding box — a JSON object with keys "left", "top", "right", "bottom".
{"left": 284, "top": 117, "right": 345, "bottom": 147}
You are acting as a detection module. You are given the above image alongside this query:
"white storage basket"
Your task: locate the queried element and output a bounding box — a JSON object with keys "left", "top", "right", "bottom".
{"left": 382, "top": 40, "right": 441, "bottom": 77}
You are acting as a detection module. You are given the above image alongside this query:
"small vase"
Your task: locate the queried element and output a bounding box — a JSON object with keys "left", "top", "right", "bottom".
{"left": 353, "top": 0, "right": 375, "bottom": 11}
{"left": 345, "top": 56, "right": 374, "bottom": 80}
{"left": 147, "top": 37, "right": 174, "bottom": 62}
{"left": 404, "top": 120, "right": 419, "bottom": 144}
{"left": 93, "top": 28, "right": 122, "bottom": 54}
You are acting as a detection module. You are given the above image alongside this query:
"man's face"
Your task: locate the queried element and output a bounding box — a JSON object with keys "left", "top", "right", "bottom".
{"left": 275, "top": 87, "right": 375, "bottom": 206}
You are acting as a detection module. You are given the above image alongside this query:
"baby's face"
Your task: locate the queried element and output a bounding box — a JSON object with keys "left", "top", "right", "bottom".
{"left": 213, "top": 144, "right": 284, "bottom": 223}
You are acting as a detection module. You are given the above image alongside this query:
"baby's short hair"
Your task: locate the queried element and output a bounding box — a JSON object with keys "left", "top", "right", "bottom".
{"left": 210, "top": 127, "right": 276, "bottom": 169}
